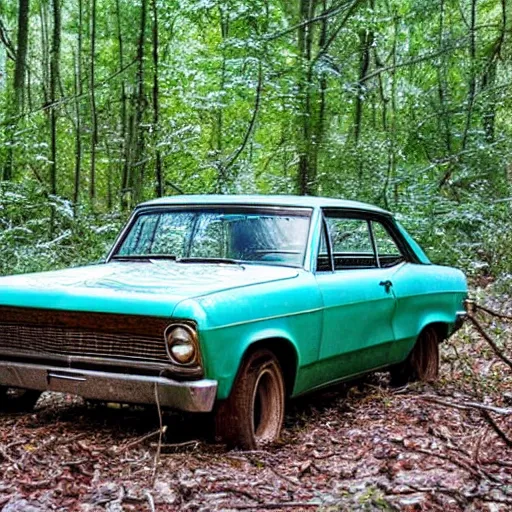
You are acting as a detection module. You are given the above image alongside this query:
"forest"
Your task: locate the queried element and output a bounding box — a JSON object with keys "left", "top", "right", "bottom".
{"left": 0, "top": 2, "right": 511, "bottom": 510}
{"left": 0, "top": 0, "right": 510, "bottom": 283}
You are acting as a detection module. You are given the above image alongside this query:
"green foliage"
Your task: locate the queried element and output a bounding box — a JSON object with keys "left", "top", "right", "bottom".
{"left": 0, "top": 0, "right": 510, "bottom": 279}
{"left": 0, "top": 182, "right": 123, "bottom": 275}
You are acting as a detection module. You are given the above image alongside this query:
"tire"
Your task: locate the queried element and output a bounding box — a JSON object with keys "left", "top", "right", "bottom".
{"left": 390, "top": 327, "right": 440, "bottom": 387}
{"left": 0, "top": 386, "right": 42, "bottom": 412}
{"left": 214, "top": 349, "right": 285, "bottom": 449}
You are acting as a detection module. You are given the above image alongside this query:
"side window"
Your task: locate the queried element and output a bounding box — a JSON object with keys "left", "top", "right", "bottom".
{"left": 324, "top": 215, "right": 376, "bottom": 270}
{"left": 372, "top": 222, "right": 405, "bottom": 268}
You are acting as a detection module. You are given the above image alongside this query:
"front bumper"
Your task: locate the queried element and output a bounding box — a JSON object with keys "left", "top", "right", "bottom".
{"left": 0, "top": 361, "right": 217, "bottom": 413}
{"left": 453, "top": 310, "right": 468, "bottom": 333}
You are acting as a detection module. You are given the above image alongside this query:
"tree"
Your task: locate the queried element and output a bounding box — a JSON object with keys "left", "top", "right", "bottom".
{"left": 89, "top": 0, "right": 98, "bottom": 201}
{"left": 2, "top": 0, "right": 30, "bottom": 181}
{"left": 13, "top": 0, "right": 29, "bottom": 110}
{"left": 49, "top": 0, "right": 61, "bottom": 197}
{"left": 151, "top": 0, "right": 163, "bottom": 197}
{"left": 0, "top": 0, "right": 510, "bottom": 277}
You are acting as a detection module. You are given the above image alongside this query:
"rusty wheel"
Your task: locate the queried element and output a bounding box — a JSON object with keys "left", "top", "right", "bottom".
{"left": 390, "top": 327, "right": 440, "bottom": 386}
{"left": 214, "top": 349, "right": 285, "bottom": 449}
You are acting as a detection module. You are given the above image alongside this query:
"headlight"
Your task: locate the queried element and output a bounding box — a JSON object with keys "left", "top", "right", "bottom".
{"left": 165, "top": 324, "right": 198, "bottom": 365}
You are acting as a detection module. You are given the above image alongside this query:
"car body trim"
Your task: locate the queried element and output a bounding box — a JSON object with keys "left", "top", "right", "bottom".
{"left": 0, "top": 348, "right": 202, "bottom": 376}
{"left": 204, "top": 305, "right": 324, "bottom": 331}
{"left": 0, "top": 361, "right": 217, "bottom": 412}
{"left": 106, "top": 204, "right": 314, "bottom": 268}
{"left": 453, "top": 310, "right": 467, "bottom": 333}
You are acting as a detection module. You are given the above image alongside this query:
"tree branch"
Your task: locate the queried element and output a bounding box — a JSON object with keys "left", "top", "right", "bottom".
{"left": 311, "top": 0, "right": 363, "bottom": 67}
{"left": 0, "top": 16, "right": 16, "bottom": 61}
{"left": 475, "top": 303, "right": 512, "bottom": 321}
{"left": 482, "top": 410, "right": 512, "bottom": 448}
{"left": 1, "top": 58, "right": 137, "bottom": 127}
{"left": 360, "top": 40, "right": 470, "bottom": 84}
{"left": 468, "top": 314, "right": 512, "bottom": 371}
{"left": 223, "top": 60, "right": 263, "bottom": 173}
{"left": 265, "top": 0, "right": 355, "bottom": 42}
{"left": 421, "top": 395, "right": 512, "bottom": 416}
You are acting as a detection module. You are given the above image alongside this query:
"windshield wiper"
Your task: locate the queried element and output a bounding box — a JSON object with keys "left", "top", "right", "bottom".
{"left": 111, "top": 254, "right": 177, "bottom": 261}
{"left": 111, "top": 255, "right": 241, "bottom": 265}
{"left": 176, "top": 257, "right": 242, "bottom": 265}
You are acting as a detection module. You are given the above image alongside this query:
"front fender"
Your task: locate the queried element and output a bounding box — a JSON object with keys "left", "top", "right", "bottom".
{"left": 172, "top": 273, "right": 322, "bottom": 400}
{"left": 177, "top": 302, "right": 309, "bottom": 400}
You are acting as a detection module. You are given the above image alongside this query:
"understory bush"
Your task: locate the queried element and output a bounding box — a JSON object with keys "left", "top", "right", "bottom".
{"left": 1, "top": 179, "right": 510, "bottom": 290}
{"left": 0, "top": 181, "right": 124, "bottom": 276}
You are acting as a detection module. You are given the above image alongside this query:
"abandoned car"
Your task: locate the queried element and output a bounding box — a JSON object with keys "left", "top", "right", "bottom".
{"left": 0, "top": 195, "right": 467, "bottom": 448}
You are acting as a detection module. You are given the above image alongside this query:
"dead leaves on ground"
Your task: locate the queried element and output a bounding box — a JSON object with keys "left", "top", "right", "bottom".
{"left": 0, "top": 300, "right": 511, "bottom": 511}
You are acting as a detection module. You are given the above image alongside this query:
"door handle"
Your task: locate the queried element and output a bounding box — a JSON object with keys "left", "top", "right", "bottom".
{"left": 379, "top": 280, "right": 393, "bottom": 293}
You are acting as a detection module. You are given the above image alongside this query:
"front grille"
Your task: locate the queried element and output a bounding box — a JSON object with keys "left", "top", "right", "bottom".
{"left": 0, "top": 323, "right": 168, "bottom": 363}
{"left": 0, "top": 307, "right": 171, "bottom": 365}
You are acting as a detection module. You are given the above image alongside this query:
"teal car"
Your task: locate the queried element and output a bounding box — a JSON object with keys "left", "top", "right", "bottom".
{"left": 0, "top": 195, "right": 467, "bottom": 448}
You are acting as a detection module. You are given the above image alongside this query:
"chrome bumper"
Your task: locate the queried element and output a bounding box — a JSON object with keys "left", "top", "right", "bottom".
{"left": 0, "top": 361, "right": 217, "bottom": 413}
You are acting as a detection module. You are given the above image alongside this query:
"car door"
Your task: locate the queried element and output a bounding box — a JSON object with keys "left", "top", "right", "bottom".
{"left": 314, "top": 209, "right": 400, "bottom": 382}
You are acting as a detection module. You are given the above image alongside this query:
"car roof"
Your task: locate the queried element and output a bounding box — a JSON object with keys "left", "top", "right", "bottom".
{"left": 138, "top": 194, "right": 391, "bottom": 215}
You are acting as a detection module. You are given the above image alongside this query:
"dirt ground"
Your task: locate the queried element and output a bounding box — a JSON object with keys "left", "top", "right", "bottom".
{"left": 0, "top": 296, "right": 511, "bottom": 511}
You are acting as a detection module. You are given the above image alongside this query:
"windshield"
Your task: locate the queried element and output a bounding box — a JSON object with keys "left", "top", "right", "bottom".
{"left": 114, "top": 207, "right": 312, "bottom": 267}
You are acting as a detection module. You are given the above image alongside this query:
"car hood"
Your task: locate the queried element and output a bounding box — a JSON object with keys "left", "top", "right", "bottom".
{"left": 0, "top": 261, "right": 299, "bottom": 318}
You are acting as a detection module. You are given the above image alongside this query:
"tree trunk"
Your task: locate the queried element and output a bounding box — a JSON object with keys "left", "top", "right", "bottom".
{"left": 481, "top": 0, "right": 506, "bottom": 143}
{"left": 151, "top": 0, "right": 163, "bottom": 197}
{"left": 309, "top": 0, "right": 328, "bottom": 191}
{"left": 49, "top": 0, "right": 61, "bottom": 197}
{"left": 89, "top": 0, "right": 97, "bottom": 202}
{"left": 437, "top": 0, "right": 452, "bottom": 154}
{"left": 39, "top": 1, "right": 50, "bottom": 107}
{"left": 353, "top": 0, "right": 374, "bottom": 186}
{"left": 354, "top": 27, "right": 372, "bottom": 145}
{"left": 13, "top": 0, "right": 30, "bottom": 110}
{"left": 115, "top": 0, "right": 128, "bottom": 206}
{"left": 3, "top": 0, "right": 31, "bottom": 181}
{"left": 130, "top": 0, "right": 147, "bottom": 204}
{"left": 461, "top": 0, "right": 477, "bottom": 152}
{"left": 73, "top": 0, "right": 83, "bottom": 208}
{"left": 297, "top": 0, "right": 316, "bottom": 196}
{"left": 215, "top": 5, "right": 228, "bottom": 192}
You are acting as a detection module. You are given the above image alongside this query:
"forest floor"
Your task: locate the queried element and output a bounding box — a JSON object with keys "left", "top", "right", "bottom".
{"left": 0, "top": 289, "right": 511, "bottom": 512}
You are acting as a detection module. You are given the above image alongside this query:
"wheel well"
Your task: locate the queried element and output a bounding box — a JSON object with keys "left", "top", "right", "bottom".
{"left": 424, "top": 322, "right": 449, "bottom": 342}
{"left": 243, "top": 338, "right": 298, "bottom": 397}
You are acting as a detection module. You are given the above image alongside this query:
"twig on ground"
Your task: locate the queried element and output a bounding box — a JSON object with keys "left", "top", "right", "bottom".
{"left": 144, "top": 489, "right": 156, "bottom": 512}
{"left": 481, "top": 410, "right": 512, "bottom": 448}
{"left": 6, "top": 440, "right": 27, "bottom": 450}
{"left": 467, "top": 314, "right": 512, "bottom": 371}
{"left": 475, "top": 303, "right": 512, "bottom": 321}
{"left": 473, "top": 427, "right": 487, "bottom": 464}
{"left": 61, "top": 458, "right": 90, "bottom": 467}
{"left": 414, "top": 448, "right": 498, "bottom": 482}
{"left": 150, "top": 382, "right": 166, "bottom": 487}
{"left": 150, "top": 439, "right": 200, "bottom": 451}
{"left": 0, "top": 445, "right": 16, "bottom": 465}
{"left": 246, "top": 455, "right": 299, "bottom": 487}
{"left": 231, "top": 502, "right": 322, "bottom": 510}
{"left": 215, "top": 486, "right": 263, "bottom": 503}
{"left": 401, "top": 484, "right": 468, "bottom": 507}
{"left": 17, "top": 472, "right": 62, "bottom": 488}
{"left": 116, "top": 429, "right": 163, "bottom": 454}
{"left": 420, "top": 395, "right": 512, "bottom": 415}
